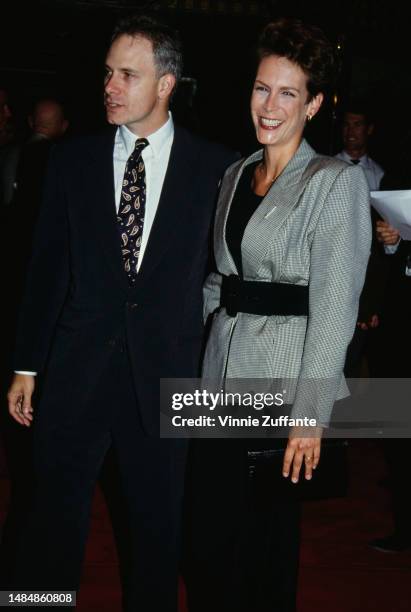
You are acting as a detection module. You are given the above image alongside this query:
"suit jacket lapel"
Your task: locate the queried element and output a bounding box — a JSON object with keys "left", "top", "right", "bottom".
{"left": 135, "top": 126, "right": 196, "bottom": 286}
{"left": 83, "top": 126, "right": 204, "bottom": 293}
{"left": 214, "top": 155, "right": 255, "bottom": 277}
{"left": 86, "top": 128, "right": 130, "bottom": 293}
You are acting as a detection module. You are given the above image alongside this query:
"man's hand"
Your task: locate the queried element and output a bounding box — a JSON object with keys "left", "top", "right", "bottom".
{"left": 376, "top": 220, "right": 400, "bottom": 245}
{"left": 282, "top": 426, "right": 322, "bottom": 483}
{"left": 8, "top": 374, "right": 35, "bottom": 427}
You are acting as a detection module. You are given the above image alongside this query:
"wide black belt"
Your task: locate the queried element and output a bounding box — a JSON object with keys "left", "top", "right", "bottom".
{"left": 220, "top": 274, "right": 309, "bottom": 317}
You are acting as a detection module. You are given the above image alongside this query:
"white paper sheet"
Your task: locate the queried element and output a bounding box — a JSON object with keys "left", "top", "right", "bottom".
{"left": 370, "top": 190, "right": 411, "bottom": 240}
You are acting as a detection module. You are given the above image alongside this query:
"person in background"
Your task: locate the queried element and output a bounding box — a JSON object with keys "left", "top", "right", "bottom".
{"left": 335, "top": 103, "right": 387, "bottom": 376}
{"left": 370, "top": 164, "right": 411, "bottom": 552}
{"left": 184, "top": 18, "right": 371, "bottom": 612}
{"left": 10, "top": 98, "right": 69, "bottom": 278}
{"left": 9, "top": 98, "right": 68, "bottom": 238}
{"left": 26, "top": 97, "right": 69, "bottom": 143}
{"left": 0, "top": 87, "right": 18, "bottom": 209}
{"left": 335, "top": 103, "right": 383, "bottom": 190}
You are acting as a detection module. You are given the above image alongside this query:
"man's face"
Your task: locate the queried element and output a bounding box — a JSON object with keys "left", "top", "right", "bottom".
{"left": 342, "top": 112, "right": 372, "bottom": 153}
{"left": 104, "top": 34, "right": 171, "bottom": 136}
{"left": 30, "top": 101, "right": 68, "bottom": 140}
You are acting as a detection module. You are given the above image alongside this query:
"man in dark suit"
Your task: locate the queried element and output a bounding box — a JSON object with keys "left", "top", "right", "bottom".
{"left": 7, "top": 15, "right": 235, "bottom": 610}
{"left": 335, "top": 102, "right": 388, "bottom": 377}
{"left": 370, "top": 168, "right": 411, "bottom": 553}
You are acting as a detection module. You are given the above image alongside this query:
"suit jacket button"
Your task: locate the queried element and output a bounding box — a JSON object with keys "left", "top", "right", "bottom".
{"left": 127, "top": 302, "right": 138, "bottom": 309}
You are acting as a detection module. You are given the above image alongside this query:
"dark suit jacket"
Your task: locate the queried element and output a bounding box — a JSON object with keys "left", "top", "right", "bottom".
{"left": 379, "top": 161, "right": 411, "bottom": 323}
{"left": 357, "top": 207, "right": 389, "bottom": 322}
{"left": 7, "top": 136, "right": 56, "bottom": 299}
{"left": 14, "top": 125, "right": 236, "bottom": 434}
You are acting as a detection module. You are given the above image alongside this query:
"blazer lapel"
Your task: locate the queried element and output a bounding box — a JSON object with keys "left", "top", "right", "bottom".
{"left": 135, "top": 126, "right": 197, "bottom": 286}
{"left": 215, "top": 139, "right": 317, "bottom": 278}
{"left": 214, "top": 154, "right": 261, "bottom": 277}
{"left": 85, "top": 128, "right": 130, "bottom": 293}
{"left": 258, "top": 139, "right": 317, "bottom": 221}
{"left": 84, "top": 126, "right": 199, "bottom": 293}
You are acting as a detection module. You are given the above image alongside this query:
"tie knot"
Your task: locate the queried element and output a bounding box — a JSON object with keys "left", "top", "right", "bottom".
{"left": 350, "top": 158, "right": 360, "bottom": 165}
{"left": 134, "top": 138, "right": 149, "bottom": 155}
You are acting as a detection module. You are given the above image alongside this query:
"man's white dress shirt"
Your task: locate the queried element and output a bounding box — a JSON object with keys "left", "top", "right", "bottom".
{"left": 113, "top": 113, "right": 174, "bottom": 270}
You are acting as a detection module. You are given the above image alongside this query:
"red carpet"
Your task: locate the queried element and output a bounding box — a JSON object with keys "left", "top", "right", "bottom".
{"left": 1, "top": 440, "right": 410, "bottom": 611}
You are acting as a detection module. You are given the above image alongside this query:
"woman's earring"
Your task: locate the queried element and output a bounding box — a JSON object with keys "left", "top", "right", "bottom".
{"left": 306, "top": 114, "right": 312, "bottom": 122}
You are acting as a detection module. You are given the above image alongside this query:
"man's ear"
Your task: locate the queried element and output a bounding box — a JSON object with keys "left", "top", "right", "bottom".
{"left": 367, "top": 123, "right": 375, "bottom": 136}
{"left": 158, "top": 74, "right": 176, "bottom": 100}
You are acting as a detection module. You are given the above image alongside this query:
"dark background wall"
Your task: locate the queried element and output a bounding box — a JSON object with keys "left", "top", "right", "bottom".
{"left": 1, "top": 0, "right": 410, "bottom": 165}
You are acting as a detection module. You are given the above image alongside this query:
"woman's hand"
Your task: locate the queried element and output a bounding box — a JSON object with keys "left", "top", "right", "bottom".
{"left": 282, "top": 426, "right": 322, "bottom": 483}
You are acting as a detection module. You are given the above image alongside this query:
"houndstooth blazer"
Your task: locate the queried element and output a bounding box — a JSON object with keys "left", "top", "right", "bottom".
{"left": 202, "top": 139, "right": 371, "bottom": 425}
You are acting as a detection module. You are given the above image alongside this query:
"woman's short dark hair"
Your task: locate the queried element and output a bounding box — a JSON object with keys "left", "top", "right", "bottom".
{"left": 112, "top": 15, "right": 183, "bottom": 83}
{"left": 257, "top": 17, "right": 335, "bottom": 100}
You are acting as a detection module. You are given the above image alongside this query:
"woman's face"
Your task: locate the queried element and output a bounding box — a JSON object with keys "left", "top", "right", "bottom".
{"left": 250, "top": 55, "right": 323, "bottom": 151}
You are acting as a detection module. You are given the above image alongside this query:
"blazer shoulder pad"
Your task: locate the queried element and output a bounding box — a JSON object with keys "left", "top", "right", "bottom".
{"left": 302, "top": 154, "right": 357, "bottom": 185}
{"left": 309, "top": 154, "right": 351, "bottom": 173}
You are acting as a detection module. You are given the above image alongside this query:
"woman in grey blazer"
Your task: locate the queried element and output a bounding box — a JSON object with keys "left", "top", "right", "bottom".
{"left": 185, "top": 17, "right": 371, "bottom": 612}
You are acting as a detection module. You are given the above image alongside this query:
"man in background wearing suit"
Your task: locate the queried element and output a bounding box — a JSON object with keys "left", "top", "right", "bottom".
{"left": 371, "top": 167, "right": 411, "bottom": 553}
{"left": 7, "top": 15, "right": 235, "bottom": 610}
{"left": 10, "top": 98, "right": 69, "bottom": 290}
{"left": 335, "top": 103, "right": 387, "bottom": 377}
{"left": 335, "top": 104, "right": 383, "bottom": 190}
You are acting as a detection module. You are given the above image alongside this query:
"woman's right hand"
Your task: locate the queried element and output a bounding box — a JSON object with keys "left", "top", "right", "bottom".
{"left": 282, "top": 426, "right": 322, "bottom": 483}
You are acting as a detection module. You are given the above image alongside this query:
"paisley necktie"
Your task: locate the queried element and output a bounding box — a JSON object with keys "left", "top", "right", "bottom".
{"left": 117, "top": 138, "right": 149, "bottom": 284}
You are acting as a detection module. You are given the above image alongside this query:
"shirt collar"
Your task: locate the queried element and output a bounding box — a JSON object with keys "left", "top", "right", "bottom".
{"left": 341, "top": 150, "right": 371, "bottom": 167}
{"left": 118, "top": 112, "right": 174, "bottom": 158}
